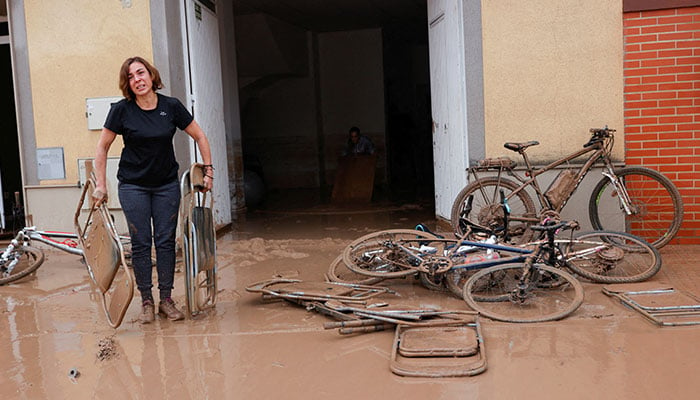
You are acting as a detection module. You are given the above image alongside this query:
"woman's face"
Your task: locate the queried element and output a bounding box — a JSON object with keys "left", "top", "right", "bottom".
{"left": 128, "top": 61, "right": 153, "bottom": 98}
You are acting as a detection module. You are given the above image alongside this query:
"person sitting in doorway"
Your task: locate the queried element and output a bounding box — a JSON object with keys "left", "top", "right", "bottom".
{"left": 343, "top": 126, "right": 375, "bottom": 156}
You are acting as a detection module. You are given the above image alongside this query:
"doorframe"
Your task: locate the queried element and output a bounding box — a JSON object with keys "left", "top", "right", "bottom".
{"left": 426, "top": 0, "right": 486, "bottom": 219}
{"left": 6, "top": 0, "right": 39, "bottom": 223}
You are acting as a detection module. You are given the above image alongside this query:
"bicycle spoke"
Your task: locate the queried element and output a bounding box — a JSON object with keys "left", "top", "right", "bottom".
{"left": 451, "top": 177, "right": 537, "bottom": 244}
{"left": 463, "top": 263, "right": 583, "bottom": 323}
{"left": 342, "top": 229, "right": 442, "bottom": 278}
{"left": 564, "top": 231, "right": 661, "bottom": 283}
{"left": 589, "top": 167, "right": 683, "bottom": 248}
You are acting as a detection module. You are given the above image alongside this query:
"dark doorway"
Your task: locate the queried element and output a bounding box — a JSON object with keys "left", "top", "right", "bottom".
{"left": 0, "top": 35, "right": 22, "bottom": 234}
{"left": 231, "top": 1, "right": 432, "bottom": 209}
{"left": 383, "top": 23, "right": 434, "bottom": 203}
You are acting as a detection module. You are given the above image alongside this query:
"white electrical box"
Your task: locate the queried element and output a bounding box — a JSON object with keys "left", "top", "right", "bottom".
{"left": 77, "top": 157, "right": 121, "bottom": 209}
{"left": 86, "top": 96, "right": 123, "bottom": 130}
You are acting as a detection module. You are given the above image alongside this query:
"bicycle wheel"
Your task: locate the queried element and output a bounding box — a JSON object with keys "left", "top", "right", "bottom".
{"left": 445, "top": 267, "right": 475, "bottom": 298}
{"left": 326, "top": 255, "right": 384, "bottom": 285}
{"left": 418, "top": 271, "right": 450, "bottom": 292}
{"left": 342, "top": 229, "right": 441, "bottom": 278}
{"left": 589, "top": 167, "right": 683, "bottom": 248}
{"left": 0, "top": 245, "right": 45, "bottom": 285}
{"left": 450, "top": 177, "right": 537, "bottom": 244}
{"left": 563, "top": 231, "right": 661, "bottom": 283}
{"left": 447, "top": 265, "right": 510, "bottom": 302}
{"left": 443, "top": 251, "right": 496, "bottom": 298}
{"left": 463, "top": 263, "right": 584, "bottom": 323}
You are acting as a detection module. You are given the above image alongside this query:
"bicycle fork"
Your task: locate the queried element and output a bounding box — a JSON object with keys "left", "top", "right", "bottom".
{"left": 0, "top": 236, "right": 27, "bottom": 277}
{"left": 1, "top": 246, "right": 20, "bottom": 276}
{"left": 513, "top": 260, "right": 535, "bottom": 303}
{"left": 601, "top": 167, "right": 637, "bottom": 216}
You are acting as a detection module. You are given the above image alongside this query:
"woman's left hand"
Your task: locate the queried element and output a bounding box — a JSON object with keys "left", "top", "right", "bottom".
{"left": 202, "top": 174, "right": 213, "bottom": 192}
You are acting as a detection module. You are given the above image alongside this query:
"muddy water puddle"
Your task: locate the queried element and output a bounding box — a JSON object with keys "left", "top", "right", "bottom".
{"left": 2, "top": 204, "right": 700, "bottom": 399}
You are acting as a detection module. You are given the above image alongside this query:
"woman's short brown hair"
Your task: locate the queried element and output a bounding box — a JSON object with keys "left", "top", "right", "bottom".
{"left": 118, "top": 56, "right": 164, "bottom": 101}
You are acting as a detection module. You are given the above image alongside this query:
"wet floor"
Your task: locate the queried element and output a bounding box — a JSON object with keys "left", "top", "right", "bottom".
{"left": 2, "top": 193, "right": 700, "bottom": 399}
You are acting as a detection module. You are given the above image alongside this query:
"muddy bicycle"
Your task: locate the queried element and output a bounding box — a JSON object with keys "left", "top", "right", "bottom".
{"left": 450, "top": 127, "right": 683, "bottom": 248}
{"left": 341, "top": 221, "right": 660, "bottom": 322}
{"left": 0, "top": 227, "right": 82, "bottom": 285}
{"left": 0, "top": 225, "right": 131, "bottom": 286}
{"left": 0, "top": 172, "right": 137, "bottom": 327}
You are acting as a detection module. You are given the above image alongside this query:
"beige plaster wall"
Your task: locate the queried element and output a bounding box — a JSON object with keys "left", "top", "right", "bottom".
{"left": 25, "top": 0, "right": 153, "bottom": 184}
{"left": 481, "top": 0, "right": 625, "bottom": 163}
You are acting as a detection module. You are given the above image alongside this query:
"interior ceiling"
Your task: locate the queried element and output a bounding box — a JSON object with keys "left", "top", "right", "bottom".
{"left": 232, "top": 0, "right": 427, "bottom": 32}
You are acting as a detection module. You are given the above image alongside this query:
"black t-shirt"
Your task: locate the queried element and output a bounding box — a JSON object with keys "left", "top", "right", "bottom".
{"left": 104, "top": 93, "right": 194, "bottom": 187}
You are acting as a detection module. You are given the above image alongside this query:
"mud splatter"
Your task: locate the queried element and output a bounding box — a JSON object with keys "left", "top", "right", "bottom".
{"left": 96, "top": 336, "right": 118, "bottom": 361}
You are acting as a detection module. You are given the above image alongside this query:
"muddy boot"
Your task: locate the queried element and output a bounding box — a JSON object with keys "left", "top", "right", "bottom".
{"left": 140, "top": 300, "right": 155, "bottom": 324}
{"left": 159, "top": 298, "right": 185, "bottom": 321}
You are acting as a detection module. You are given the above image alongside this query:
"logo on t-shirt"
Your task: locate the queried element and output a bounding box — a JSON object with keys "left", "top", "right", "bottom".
{"left": 160, "top": 111, "right": 167, "bottom": 116}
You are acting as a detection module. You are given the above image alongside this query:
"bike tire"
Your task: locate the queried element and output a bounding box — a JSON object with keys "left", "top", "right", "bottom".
{"left": 588, "top": 167, "right": 683, "bottom": 248}
{"left": 342, "top": 229, "right": 440, "bottom": 278}
{"left": 418, "top": 271, "right": 450, "bottom": 292}
{"left": 450, "top": 177, "right": 537, "bottom": 244}
{"left": 563, "top": 230, "right": 661, "bottom": 283}
{"left": 462, "top": 263, "right": 584, "bottom": 323}
{"left": 449, "top": 265, "right": 511, "bottom": 302}
{"left": 445, "top": 267, "right": 476, "bottom": 298}
{"left": 0, "top": 245, "right": 46, "bottom": 285}
{"left": 443, "top": 248, "right": 510, "bottom": 298}
{"left": 326, "top": 255, "right": 385, "bottom": 285}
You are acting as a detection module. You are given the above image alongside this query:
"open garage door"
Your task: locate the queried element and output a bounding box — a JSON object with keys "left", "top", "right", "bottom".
{"left": 427, "top": 0, "right": 469, "bottom": 219}
{"left": 183, "top": 0, "right": 232, "bottom": 226}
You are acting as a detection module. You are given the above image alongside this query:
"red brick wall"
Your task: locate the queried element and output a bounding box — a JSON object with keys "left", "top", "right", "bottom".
{"left": 623, "top": 6, "right": 700, "bottom": 244}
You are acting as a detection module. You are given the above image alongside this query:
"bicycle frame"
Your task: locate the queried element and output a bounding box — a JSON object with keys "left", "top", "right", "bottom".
{"left": 405, "top": 223, "right": 607, "bottom": 276}
{"left": 27, "top": 229, "right": 84, "bottom": 255}
{"left": 470, "top": 130, "right": 634, "bottom": 223}
{"left": 0, "top": 227, "right": 81, "bottom": 281}
{"left": 4, "top": 227, "right": 84, "bottom": 256}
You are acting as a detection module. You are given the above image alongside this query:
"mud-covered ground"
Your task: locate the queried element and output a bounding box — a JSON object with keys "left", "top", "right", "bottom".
{"left": 2, "top": 197, "right": 700, "bottom": 399}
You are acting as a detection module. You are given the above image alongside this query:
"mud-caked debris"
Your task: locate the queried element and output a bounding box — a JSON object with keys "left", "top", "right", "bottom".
{"left": 96, "top": 336, "right": 119, "bottom": 361}
{"left": 68, "top": 368, "right": 80, "bottom": 378}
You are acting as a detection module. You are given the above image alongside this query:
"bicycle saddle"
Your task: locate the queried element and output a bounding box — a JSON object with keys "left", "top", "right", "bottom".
{"left": 503, "top": 141, "right": 539, "bottom": 152}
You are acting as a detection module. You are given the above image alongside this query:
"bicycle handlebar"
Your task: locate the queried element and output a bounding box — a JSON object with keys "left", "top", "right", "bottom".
{"left": 584, "top": 126, "right": 616, "bottom": 147}
{"left": 530, "top": 220, "right": 579, "bottom": 232}
{"left": 589, "top": 127, "right": 616, "bottom": 138}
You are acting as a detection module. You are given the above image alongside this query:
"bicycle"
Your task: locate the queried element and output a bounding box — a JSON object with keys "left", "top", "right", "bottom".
{"left": 0, "top": 227, "right": 85, "bottom": 285}
{"left": 450, "top": 127, "right": 683, "bottom": 248}
{"left": 0, "top": 226, "right": 131, "bottom": 286}
{"left": 341, "top": 221, "right": 661, "bottom": 322}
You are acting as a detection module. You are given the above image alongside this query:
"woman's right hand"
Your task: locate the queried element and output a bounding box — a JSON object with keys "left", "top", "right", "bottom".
{"left": 92, "top": 187, "right": 108, "bottom": 206}
{"left": 94, "top": 128, "right": 117, "bottom": 207}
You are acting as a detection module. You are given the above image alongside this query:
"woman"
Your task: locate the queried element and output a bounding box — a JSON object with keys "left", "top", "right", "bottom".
{"left": 93, "top": 56, "right": 214, "bottom": 323}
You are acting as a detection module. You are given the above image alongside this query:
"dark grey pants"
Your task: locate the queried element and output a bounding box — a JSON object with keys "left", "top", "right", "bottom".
{"left": 118, "top": 180, "right": 180, "bottom": 301}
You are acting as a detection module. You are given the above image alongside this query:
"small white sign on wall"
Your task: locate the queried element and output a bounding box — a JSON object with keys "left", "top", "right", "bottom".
{"left": 86, "top": 96, "right": 123, "bottom": 130}
{"left": 37, "top": 147, "right": 66, "bottom": 180}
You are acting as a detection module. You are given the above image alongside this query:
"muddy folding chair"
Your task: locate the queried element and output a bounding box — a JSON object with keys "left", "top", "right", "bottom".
{"left": 322, "top": 302, "right": 478, "bottom": 332}
{"left": 245, "top": 278, "right": 394, "bottom": 305}
{"left": 74, "top": 167, "right": 135, "bottom": 328}
{"left": 389, "top": 315, "right": 487, "bottom": 378}
{"left": 180, "top": 163, "right": 217, "bottom": 316}
{"left": 603, "top": 283, "right": 700, "bottom": 326}
{"left": 322, "top": 301, "right": 487, "bottom": 377}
